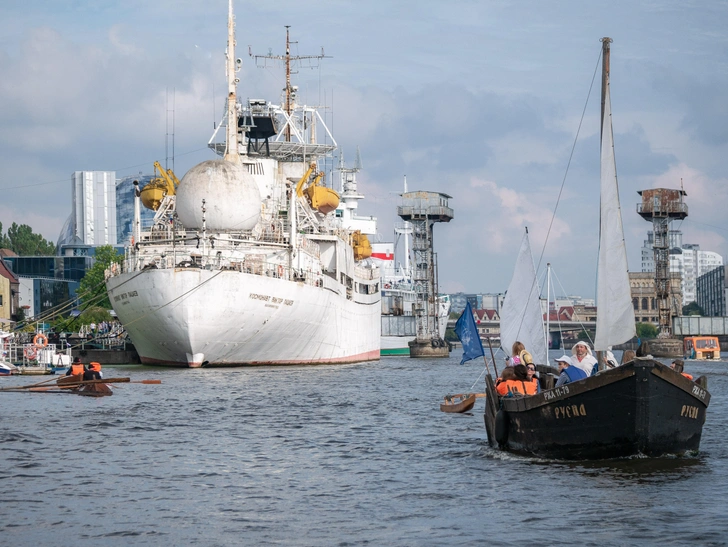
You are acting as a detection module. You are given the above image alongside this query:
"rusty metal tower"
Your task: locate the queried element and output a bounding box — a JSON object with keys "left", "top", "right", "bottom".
{"left": 397, "top": 191, "right": 453, "bottom": 357}
{"left": 637, "top": 188, "right": 688, "bottom": 336}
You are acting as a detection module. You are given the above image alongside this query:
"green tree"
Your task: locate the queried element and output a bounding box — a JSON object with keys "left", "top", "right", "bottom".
{"left": 2, "top": 222, "right": 55, "bottom": 255}
{"left": 635, "top": 322, "right": 658, "bottom": 338}
{"left": 78, "top": 245, "right": 123, "bottom": 309}
{"left": 577, "top": 330, "right": 593, "bottom": 342}
{"left": 0, "top": 222, "right": 10, "bottom": 248}
{"left": 682, "top": 301, "right": 704, "bottom": 316}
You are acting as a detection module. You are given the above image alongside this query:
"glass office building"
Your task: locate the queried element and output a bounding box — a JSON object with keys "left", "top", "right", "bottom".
{"left": 116, "top": 174, "right": 157, "bottom": 246}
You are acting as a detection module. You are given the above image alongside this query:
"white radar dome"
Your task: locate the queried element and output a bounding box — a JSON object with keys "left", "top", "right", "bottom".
{"left": 176, "top": 159, "right": 261, "bottom": 231}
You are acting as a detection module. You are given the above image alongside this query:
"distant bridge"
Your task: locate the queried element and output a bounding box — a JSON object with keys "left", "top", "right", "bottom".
{"left": 446, "top": 319, "right": 596, "bottom": 333}
{"left": 447, "top": 316, "right": 728, "bottom": 336}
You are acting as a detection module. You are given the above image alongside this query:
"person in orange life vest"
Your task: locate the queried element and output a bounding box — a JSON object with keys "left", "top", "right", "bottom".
{"left": 84, "top": 362, "right": 103, "bottom": 381}
{"left": 498, "top": 364, "right": 538, "bottom": 396}
{"left": 496, "top": 367, "right": 517, "bottom": 396}
{"left": 671, "top": 359, "right": 693, "bottom": 381}
{"left": 66, "top": 357, "right": 86, "bottom": 377}
{"left": 554, "top": 355, "right": 588, "bottom": 387}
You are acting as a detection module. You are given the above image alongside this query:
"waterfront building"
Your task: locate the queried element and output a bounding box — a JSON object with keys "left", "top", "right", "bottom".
{"left": 1, "top": 254, "right": 91, "bottom": 319}
{"left": 0, "top": 254, "right": 19, "bottom": 324}
{"left": 57, "top": 171, "right": 117, "bottom": 249}
{"left": 640, "top": 230, "right": 723, "bottom": 304}
{"left": 449, "top": 293, "right": 504, "bottom": 314}
{"left": 628, "top": 272, "right": 682, "bottom": 324}
{"left": 696, "top": 265, "right": 728, "bottom": 317}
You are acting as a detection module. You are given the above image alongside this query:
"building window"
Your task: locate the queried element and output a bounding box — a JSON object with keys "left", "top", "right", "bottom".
{"left": 641, "top": 298, "right": 648, "bottom": 310}
{"left": 633, "top": 298, "right": 638, "bottom": 311}
{"left": 0, "top": 295, "right": 3, "bottom": 305}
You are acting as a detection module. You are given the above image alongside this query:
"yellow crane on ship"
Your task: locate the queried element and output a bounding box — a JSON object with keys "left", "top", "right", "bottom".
{"left": 139, "top": 162, "right": 181, "bottom": 211}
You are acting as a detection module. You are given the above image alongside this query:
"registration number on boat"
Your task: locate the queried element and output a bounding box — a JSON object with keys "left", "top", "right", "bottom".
{"left": 691, "top": 385, "right": 707, "bottom": 400}
{"left": 544, "top": 385, "right": 569, "bottom": 400}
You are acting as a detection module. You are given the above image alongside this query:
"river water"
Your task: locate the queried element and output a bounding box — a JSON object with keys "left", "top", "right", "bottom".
{"left": 2, "top": 352, "right": 728, "bottom": 546}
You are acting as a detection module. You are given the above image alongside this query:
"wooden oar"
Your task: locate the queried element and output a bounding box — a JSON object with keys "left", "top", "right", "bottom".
{"left": 0, "top": 375, "right": 66, "bottom": 391}
{"left": 0, "top": 377, "right": 161, "bottom": 393}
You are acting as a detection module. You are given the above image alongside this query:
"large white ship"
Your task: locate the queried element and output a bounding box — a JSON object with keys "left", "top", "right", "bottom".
{"left": 105, "top": 1, "right": 380, "bottom": 367}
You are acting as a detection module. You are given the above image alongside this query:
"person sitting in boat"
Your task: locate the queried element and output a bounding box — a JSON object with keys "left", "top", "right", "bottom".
{"left": 571, "top": 341, "right": 598, "bottom": 376}
{"left": 525, "top": 362, "right": 541, "bottom": 393}
{"left": 507, "top": 341, "right": 526, "bottom": 367}
{"left": 66, "top": 357, "right": 86, "bottom": 377}
{"left": 554, "top": 355, "right": 587, "bottom": 387}
{"left": 496, "top": 364, "right": 538, "bottom": 396}
{"left": 83, "top": 362, "right": 103, "bottom": 381}
{"left": 88, "top": 362, "right": 103, "bottom": 379}
{"left": 621, "top": 349, "right": 636, "bottom": 365}
{"left": 495, "top": 366, "right": 516, "bottom": 395}
{"left": 671, "top": 359, "right": 693, "bottom": 381}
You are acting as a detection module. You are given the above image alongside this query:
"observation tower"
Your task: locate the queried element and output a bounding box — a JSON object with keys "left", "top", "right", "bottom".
{"left": 397, "top": 191, "right": 453, "bottom": 358}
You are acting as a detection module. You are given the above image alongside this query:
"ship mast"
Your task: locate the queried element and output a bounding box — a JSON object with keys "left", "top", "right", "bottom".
{"left": 224, "top": 0, "right": 240, "bottom": 162}
{"left": 249, "top": 28, "right": 329, "bottom": 143}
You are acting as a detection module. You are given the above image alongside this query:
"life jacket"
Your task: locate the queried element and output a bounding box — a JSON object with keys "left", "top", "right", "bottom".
{"left": 681, "top": 372, "right": 694, "bottom": 381}
{"left": 89, "top": 362, "right": 102, "bottom": 372}
{"left": 70, "top": 363, "right": 85, "bottom": 376}
{"left": 499, "top": 379, "right": 538, "bottom": 397}
{"left": 564, "top": 366, "right": 588, "bottom": 383}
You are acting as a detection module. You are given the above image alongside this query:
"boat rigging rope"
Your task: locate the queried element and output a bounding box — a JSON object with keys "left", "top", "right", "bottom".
{"left": 465, "top": 346, "right": 504, "bottom": 391}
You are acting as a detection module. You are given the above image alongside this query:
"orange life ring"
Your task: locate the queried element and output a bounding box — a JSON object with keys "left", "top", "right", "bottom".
{"left": 33, "top": 333, "right": 48, "bottom": 348}
{"left": 278, "top": 265, "right": 284, "bottom": 278}
{"left": 24, "top": 346, "right": 37, "bottom": 360}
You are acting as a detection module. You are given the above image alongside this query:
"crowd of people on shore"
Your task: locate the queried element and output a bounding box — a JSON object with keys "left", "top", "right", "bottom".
{"left": 494, "top": 340, "right": 694, "bottom": 397}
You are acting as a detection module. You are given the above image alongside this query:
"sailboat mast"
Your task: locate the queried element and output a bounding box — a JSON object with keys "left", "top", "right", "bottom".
{"left": 546, "top": 262, "right": 551, "bottom": 357}
{"left": 600, "top": 37, "right": 612, "bottom": 140}
{"left": 224, "top": 0, "right": 240, "bottom": 162}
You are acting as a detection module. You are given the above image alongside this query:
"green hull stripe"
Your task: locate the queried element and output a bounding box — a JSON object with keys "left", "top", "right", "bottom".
{"left": 381, "top": 348, "right": 410, "bottom": 356}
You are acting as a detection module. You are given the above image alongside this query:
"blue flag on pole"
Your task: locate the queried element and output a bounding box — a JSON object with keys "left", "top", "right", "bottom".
{"left": 454, "top": 302, "right": 485, "bottom": 365}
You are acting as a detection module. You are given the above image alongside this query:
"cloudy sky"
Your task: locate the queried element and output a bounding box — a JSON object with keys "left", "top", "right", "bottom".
{"left": 1, "top": 0, "right": 726, "bottom": 298}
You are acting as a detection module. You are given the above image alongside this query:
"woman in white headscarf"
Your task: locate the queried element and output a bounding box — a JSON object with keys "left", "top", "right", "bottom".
{"left": 571, "top": 341, "right": 598, "bottom": 376}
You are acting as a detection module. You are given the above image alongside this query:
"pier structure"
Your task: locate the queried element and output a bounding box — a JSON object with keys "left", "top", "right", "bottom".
{"left": 397, "top": 192, "right": 453, "bottom": 358}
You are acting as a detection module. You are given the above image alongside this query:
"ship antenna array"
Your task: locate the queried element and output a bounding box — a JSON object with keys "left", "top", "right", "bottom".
{"left": 249, "top": 26, "right": 330, "bottom": 141}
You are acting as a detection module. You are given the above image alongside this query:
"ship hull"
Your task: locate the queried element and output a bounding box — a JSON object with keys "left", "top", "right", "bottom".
{"left": 484, "top": 360, "right": 710, "bottom": 459}
{"left": 107, "top": 268, "right": 380, "bottom": 367}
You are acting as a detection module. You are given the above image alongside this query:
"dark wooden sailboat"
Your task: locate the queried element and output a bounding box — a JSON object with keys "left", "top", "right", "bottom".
{"left": 485, "top": 360, "right": 709, "bottom": 459}
{"left": 484, "top": 38, "right": 711, "bottom": 459}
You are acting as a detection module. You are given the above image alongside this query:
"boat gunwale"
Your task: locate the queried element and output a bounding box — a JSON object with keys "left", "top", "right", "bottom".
{"left": 500, "top": 359, "right": 710, "bottom": 414}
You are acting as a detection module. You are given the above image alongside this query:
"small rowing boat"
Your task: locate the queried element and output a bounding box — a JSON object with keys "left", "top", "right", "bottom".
{"left": 0, "top": 376, "right": 161, "bottom": 397}
{"left": 440, "top": 393, "right": 477, "bottom": 413}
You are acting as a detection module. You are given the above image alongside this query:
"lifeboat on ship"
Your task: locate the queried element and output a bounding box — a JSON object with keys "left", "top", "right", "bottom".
{"left": 352, "top": 230, "right": 372, "bottom": 260}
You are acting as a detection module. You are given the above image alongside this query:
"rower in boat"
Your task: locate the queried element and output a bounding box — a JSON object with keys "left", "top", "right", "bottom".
{"left": 66, "top": 357, "right": 86, "bottom": 378}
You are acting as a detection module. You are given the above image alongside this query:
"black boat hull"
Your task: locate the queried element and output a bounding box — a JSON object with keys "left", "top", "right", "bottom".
{"left": 484, "top": 360, "right": 710, "bottom": 460}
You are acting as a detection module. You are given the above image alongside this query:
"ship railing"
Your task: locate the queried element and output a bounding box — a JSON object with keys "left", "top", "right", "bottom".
{"left": 119, "top": 248, "right": 334, "bottom": 290}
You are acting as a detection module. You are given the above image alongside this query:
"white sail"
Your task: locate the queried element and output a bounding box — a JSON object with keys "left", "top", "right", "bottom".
{"left": 594, "top": 82, "right": 636, "bottom": 350}
{"left": 500, "top": 230, "right": 548, "bottom": 365}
